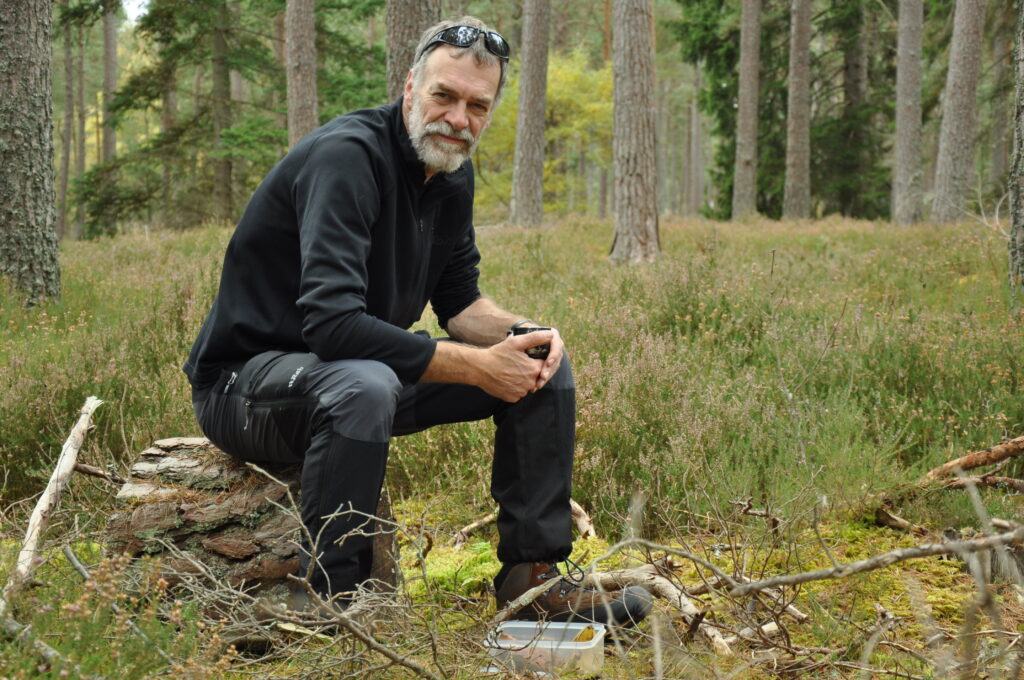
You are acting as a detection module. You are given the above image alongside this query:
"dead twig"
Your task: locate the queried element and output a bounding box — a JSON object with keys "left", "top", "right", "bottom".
{"left": 923, "top": 436, "right": 1024, "bottom": 481}
{"left": 73, "top": 462, "right": 125, "bottom": 486}
{"left": 453, "top": 512, "right": 495, "bottom": 549}
{"left": 730, "top": 525, "right": 1024, "bottom": 598}
{"left": 570, "top": 499, "right": 597, "bottom": 539}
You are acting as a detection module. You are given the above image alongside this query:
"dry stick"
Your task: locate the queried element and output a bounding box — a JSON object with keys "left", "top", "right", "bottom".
{"left": 924, "top": 436, "right": 1024, "bottom": 481}
{"left": 453, "top": 512, "right": 495, "bottom": 549}
{"left": 0, "top": 395, "right": 104, "bottom": 617}
{"left": 730, "top": 525, "right": 1024, "bottom": 598}
{"left": 73, "top": 462, "right": 125, "bottom": 486}
{"left": 941, "top": 475, "right": 1024, "bottom": 493}
{"left": 454, "top": 498, "right": 597, "bottom": 548}
{"left": 61, "top": 545, "right": 174, "bottom": 665}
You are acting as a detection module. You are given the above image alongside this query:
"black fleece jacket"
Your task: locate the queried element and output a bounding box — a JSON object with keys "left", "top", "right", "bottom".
{"left": 184, "top": 98, "right": 482, "bottom": 389}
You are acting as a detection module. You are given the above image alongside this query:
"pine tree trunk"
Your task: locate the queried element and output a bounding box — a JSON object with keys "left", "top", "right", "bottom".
{"left": 73, "top": 25, "right": 85, "bottom": 240}
{"left": 161, "top": 56, "right": 177, "bottom": 227}
{"left": 782, "top": 0, "right": 811, "bottom": 219}
{"left": 732, "top": 0, "right": 761, "bottom": 219}
{"left": 838, "top": 0, "right": 868, "bottom": 217}
{"left": 1009, "top": 0, "right": 1024, "bottom": 293}
{"left": 893, "top": 0, "right": 924, "bottom": 225}
{"left": 932, "top": 0, "right": 986, "bottom": 224}
{"left": 687, "top": 66, "right": 704, "bottom": 216}
{"left": 286, "top": 0, "right": 318, "bottom": 148}
{"left": 610, "top": 0, "right": 659, "bottom": 263}
{"left": 510, "top": 0, "right": 550, "bottom": 227}
{"left": 992, "top": 29, "right": 1012, "bottom": 188}
{"left": 385, "top": 0, "right": 441, "bottom": 102}
{"left": 58, "top": 4, "right": 74, "bottom": 241}
{"left": 101, "top": 4, "right": 118, "bottom": 165}
{"left": 211, "top": 3, "right": 233, "bottom": 222}
{"left": 0, "top": 0, "right": 61, "bottom": 304}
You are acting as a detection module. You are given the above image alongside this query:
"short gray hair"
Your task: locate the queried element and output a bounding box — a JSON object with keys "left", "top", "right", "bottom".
{"left": 409, "top": 16, "right": 509, "bottom": 105}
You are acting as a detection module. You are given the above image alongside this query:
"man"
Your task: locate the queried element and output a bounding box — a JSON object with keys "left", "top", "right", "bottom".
{"left": 185, "top": 16, "right": 650, "bottom": 626}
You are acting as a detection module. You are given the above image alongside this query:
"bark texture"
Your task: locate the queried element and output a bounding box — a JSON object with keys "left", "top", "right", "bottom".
{"left": 385, "top": 0, "right": 441, "bottom": 102}
{"left": 610, "top": 0, "right": 659, "bottom": 263}
{"left": 932, "top": 0, "right": 986, "bottom": 223}
{"left": 0, "top": 0, "right": 61, "bottom": 303}
{"left": 782, "top": 0, "right": 811, "bottom": 219}
{"left": 106, "top": 439, "right": 302, "bottom": 594}
{"left": 101, "top": 4, "right": 118, "bottom": 164}
{"left": 211, "top": 3, "right": 234, "bottom": 222}
{"left": 510, "top": 0, "right": 550, "bottom": 227}
{"left": 1008, "top": 0, "right": 1024, "bottom": 292}
{"left": 893, "top": 0, "right": 924, "bottom": 225}
{"left": 732, "top": 0, "right": 761, "bottom": 219}
{"left": 286, "top": 0, "right": 319, "bottom": 147}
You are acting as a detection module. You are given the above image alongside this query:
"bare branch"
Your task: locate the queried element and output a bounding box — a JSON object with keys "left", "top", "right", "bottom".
{"left": 923, "top": 436, "right": 1024, "bottom": 481}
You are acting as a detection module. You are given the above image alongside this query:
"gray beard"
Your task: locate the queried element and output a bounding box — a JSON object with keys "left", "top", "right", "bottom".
{"left": 407, "top": 97, "right": 480, "bottom": 174}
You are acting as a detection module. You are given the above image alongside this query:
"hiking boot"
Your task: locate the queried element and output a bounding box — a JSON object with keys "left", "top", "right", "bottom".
{"left": 494, "top": 562, "right": 652, "bottom": 627}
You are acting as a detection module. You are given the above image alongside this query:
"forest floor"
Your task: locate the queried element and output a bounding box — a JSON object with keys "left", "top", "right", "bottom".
{"left": 1, "top": 214, "right": 1024, "bottom": 678}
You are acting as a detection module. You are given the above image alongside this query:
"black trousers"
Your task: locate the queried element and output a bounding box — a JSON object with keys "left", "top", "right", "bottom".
{"left": 191, "top": 349, "right": 575, "bottom": 597}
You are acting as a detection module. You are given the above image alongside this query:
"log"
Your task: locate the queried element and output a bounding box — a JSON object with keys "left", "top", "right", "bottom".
{"left": 923, "top": 436, "right": 1024, "bottom": 481}
{"left": 105, "top": 438, "right": 302, "bottom": 596}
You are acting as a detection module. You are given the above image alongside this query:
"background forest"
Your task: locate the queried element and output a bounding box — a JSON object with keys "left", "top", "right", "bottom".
{"left": 2, "top": 0, "right": 1024, "bottom": 678}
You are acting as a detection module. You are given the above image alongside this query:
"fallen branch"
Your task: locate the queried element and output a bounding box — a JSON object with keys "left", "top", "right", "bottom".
{"left": 583, "top": 562, "right": 733, "bottom": 656}
{"left": 940, "top": 475, "right": 1024, "bottom": 493}
{"left": 730, "top": 525, "right": 1024, "bottom": 598}
{"left": 874, "top": 506, "right": 932, "bottom": 538}
{"left": 924, "top": 436, "right": 1024, "bottom": 481}
{"left": 570, "top": 499, "right": 597, "bottom": 539}
{"left": 454, "top": 499, "right": 597, "bottom": 549}
{"left": 453, "top": 512, "right": 495, "bottom": 549}
{"left": 0, "top": 396, "right": 103, "bottom": 618}
{"left": 73, "top": 462, "right": 125, "bottom": 486}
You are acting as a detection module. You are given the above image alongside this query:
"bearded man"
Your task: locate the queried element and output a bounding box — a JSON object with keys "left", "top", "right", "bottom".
{"left": 184, "top": 16, "right": 650, "bottom": 626}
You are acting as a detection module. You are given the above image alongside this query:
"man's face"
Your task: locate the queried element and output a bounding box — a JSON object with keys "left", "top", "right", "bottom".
{"left": 403, "top": 46, "right": 501, "bottom": 176}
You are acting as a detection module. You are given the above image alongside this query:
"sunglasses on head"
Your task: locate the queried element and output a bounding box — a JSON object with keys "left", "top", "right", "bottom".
{"left": 418, "top": 25, "right": 511, "bottom": 63}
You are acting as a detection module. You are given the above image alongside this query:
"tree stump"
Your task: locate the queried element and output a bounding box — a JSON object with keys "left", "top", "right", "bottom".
{"left": 105, "top": 438, "right": 302, "bottom": 595}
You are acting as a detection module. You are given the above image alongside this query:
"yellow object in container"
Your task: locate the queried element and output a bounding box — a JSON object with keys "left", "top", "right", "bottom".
{"left": 485, "top": 621, "right": 606, "bottom": 675}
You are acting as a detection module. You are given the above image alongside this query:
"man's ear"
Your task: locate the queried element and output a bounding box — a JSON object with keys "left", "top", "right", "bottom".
{"left": 403, "top": 70, "right": 414, "bottom": 99}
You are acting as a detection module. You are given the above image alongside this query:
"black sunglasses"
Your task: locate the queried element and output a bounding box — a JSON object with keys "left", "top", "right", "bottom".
{"left": 418, "top": 25, "right": 511, "bottom": 63}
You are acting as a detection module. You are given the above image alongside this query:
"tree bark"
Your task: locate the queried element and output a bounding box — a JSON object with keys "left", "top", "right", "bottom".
{"left": 687, "top": 66, "right": 704, "bottom": 216}
{"left": 932, "top": 0, "right": 986, "bottom": 224}
{"left": 782, "top": 0, "right": 811, "bottom": 219}
{"left": 510, "top": 0, "right": 550, "bottom": 227}
{"left": 609, "top": 0, "right": 659, "bottom": 263}
{"left": 286, "top": 0, "right": 319, "bottom": 148}
{"left": 101, "top": 2, "right": 118, "bottom": 165}
{"left": 58, "top": 3, "right": 74, "bottom": 241}
{"left": 161, "top": 54, "right": 177, "bottom": 227}
{"left": 893, "top": 0, "right": 924, "bottom": 226}
{"left": 731, "top": 0, "right": 761, "bottom": 219}
{"left": 385, "top": 0, "right": 441, "bottom": 102}
{"left": 0, "top": 0, "right": 61, "bottom": 304}
{"left": 1011, "top": 0, "right": 1024, "bottom": 293}
{"left": 211, "top": 2, "right": 233, "bottom": 222}
{"left": 72, "top": 25, "right": 85, "bottom": 240}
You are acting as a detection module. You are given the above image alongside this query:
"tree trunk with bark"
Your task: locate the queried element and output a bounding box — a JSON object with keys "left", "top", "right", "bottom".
{"left": 893, "top": 0, "right": 924, "bottom": 225}
{"left": 782, "top": 0, "right": 811, "bottom": 219}
{"left": 385, "top": 0, "right": 441, "bottom": 102}
{"left": 609, "top": 0, "right": 659, "bottom": 263}
{"left": 101, "top": 3, "right": 118, "bottom": 165}
{"left": 1010, "top": 0, "right": 1024, "bottom": 293}
{"left": 510, "top": 0, "right": 550, "bottom": 227}
{"left": 932, "top": 0, "right": 986, "bottom": 224}
{"left": 732, "top": 0, "right": 761, "bottom": 219}
{"left": 0, "top": 0, "right": 61, "bottom": 304}
{"left": 211, "top": 3, "right": 234, "bottom": 222}
{"left": 286, "top": 0, "right": 319, "bottom": 148}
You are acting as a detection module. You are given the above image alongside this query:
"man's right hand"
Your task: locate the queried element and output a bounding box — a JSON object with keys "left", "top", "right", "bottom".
{"left": 476, "top": 330, "right": 554, "bottom": 402}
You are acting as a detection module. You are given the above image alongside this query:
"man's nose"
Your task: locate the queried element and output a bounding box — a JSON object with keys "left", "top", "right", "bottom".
{"left": 444, "top": 103, "right": 469, "bottom": 131}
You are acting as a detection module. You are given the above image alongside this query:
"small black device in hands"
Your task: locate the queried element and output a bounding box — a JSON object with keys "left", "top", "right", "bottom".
{"left": 511, "top": 325, "right": 552, "bottom": 360}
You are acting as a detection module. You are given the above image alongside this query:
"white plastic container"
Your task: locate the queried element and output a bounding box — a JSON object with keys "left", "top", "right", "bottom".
{"left": 484, "top": 621, "right": 606, "bottom": 675}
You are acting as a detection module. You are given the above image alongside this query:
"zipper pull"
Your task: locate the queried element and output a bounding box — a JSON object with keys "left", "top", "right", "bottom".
{"left": 223, "top": 371, "right": 238, "bottom": 394}
{"left": 418, "top": 218, "right": 423, "bottom": 232}
{"left": 243, "top": 399, "right": 253, "bottom": 430}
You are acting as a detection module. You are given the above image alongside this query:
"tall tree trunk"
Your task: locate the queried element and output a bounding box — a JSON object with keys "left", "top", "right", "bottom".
{"left": 510, "top": 0, "right": 550, "bottom": 227}
{"left": 0, "top": 0, "right": 61, "bottom": 303}
{"left": 837, "top": 0, "right": 868, "bottom": 217}
{"left": 1009, "top": 0, "right": 1024, "bottom": 293}
{"left": 211, "top": 2, "right": 233, "bottom": 222}
{"left": 286, "top": 0, "right": 318, "bottom": 147}
{"left": 782, "top": 0, "right": 811, "bottom": 219}
{"left": 610, "top": 0, "right": 659, "bottom": 263}
{"left": 101, "top": 2, "right": 118, "bottom": 164}
{"left": 73, "top": 25, "right": 86, "bottom": 240}
{"left": 992, "top": 29, "right": 1012, "bottom": 189}
{"left": 893, "top": 0, "right": 924, "bottom": 225}
{"left": 58, "top": 4, "right": 74, "bottom": 241}
{"left": 161, "top": 57, "right": 177, "bottom": 227}
{"left": 732, "top": 0, "right": 761, "bottom": 219}
{"left": 385, "top": 0, "right": 441, "bottom": 102}
{"left": 687, "top": 65, "right": 704, "bottom": 216}
{"left": 932, "top": 0, "right": 986, "bottom": 224}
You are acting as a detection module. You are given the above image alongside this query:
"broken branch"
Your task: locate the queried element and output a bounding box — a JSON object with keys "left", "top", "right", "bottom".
{"left": 923, "top": 436, "right": 1024, "bottom": 481}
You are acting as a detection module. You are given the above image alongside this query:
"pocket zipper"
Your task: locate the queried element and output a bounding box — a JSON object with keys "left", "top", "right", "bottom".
{"left": 224, "top": 371, "right": 238, "bottom": 394}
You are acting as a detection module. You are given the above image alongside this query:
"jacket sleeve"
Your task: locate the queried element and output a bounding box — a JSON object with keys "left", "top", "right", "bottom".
{"left": 431, "top": 166, "right": 482, "bottom": 330}
{"left": 292, "top": 134, "right": 436, "bottom": 383}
